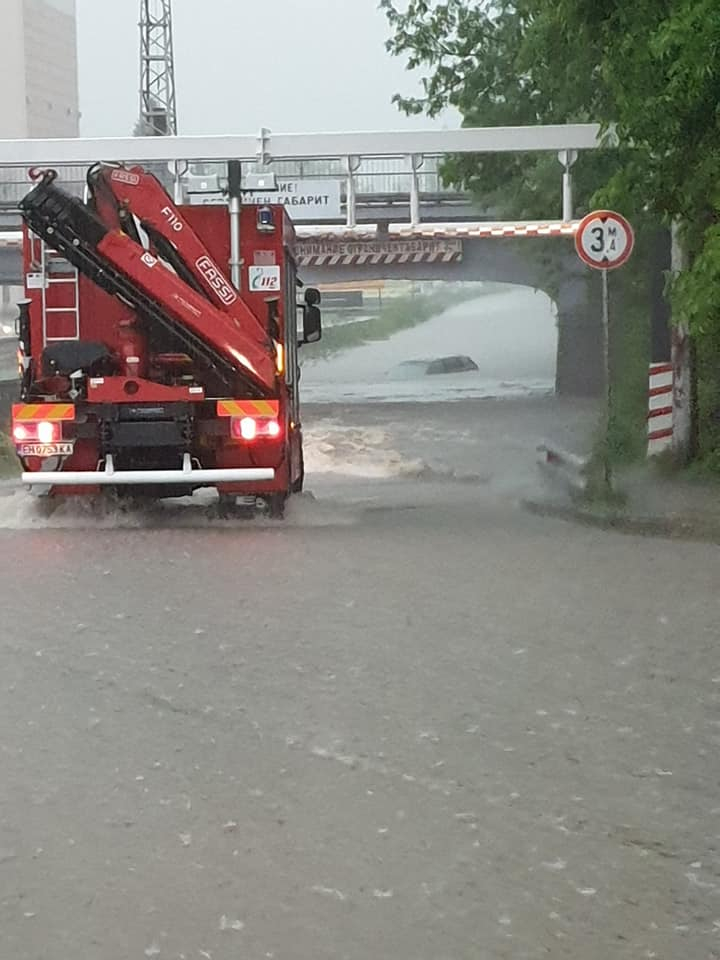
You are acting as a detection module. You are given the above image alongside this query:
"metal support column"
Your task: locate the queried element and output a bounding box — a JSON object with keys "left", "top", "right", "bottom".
{"left": 170, "top": 160, "right": 187, "bottom": 204}
{"left": 345, "top": 155, "right": 361, "bottom": 228}
{"left": 228, "top": 160, "right": 243, "bottom": 290}
{"left": 558, "top": 149, "right": 578, "bottom": 221}
{"left": 257, "top": 127, "right": 272, "bottom": 167}
{"left": 409, "top": 154, "right": 424, "bottom": 227}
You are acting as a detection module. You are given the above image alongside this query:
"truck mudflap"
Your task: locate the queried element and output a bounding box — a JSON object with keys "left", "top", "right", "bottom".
{"left": 22, "top": 453, "right": 275, "bottom": 487}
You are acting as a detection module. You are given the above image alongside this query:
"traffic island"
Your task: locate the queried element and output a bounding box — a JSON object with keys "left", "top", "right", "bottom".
{"left": 528, "top": 447, "right": 720, "bottom": 542}
{"left": 524, "top": 498, "right": 720, "bottom": 542}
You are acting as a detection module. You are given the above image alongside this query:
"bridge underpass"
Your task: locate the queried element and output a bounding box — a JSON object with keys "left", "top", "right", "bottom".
{"left": 0, "top": 125, "right": 623, "bottom": 398}
{"left": 0, "top": 225, "right": 599, "bottom": 396}
{"left": 297, "top": 227, "right": 603, "bottom": 398}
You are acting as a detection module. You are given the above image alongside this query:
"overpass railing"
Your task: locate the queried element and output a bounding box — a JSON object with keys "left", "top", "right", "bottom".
{"left": 0, "top": 156, "right": 470, "bottom": 227}
{"left": 0, "top": 124, "right": 605, "bottom": 227}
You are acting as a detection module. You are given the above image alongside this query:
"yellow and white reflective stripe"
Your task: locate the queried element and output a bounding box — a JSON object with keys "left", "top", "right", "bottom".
{"left": 12, "top": 403, "right": 75, "bottom": 422}
{"left": 216, "top": 399, "right": 280, "bottom": 418}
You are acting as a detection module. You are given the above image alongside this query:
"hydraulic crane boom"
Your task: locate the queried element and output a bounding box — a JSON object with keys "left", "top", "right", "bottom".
{"left": 88, "top": 164, "right": 269, "bottom": 341}
{"left": 20, "top": 172, "right": 277, "bottom": 397}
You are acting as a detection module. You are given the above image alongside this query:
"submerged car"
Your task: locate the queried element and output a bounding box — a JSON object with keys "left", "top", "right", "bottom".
{"left": 391, "top": 355, "right": 479, "bottom": 378}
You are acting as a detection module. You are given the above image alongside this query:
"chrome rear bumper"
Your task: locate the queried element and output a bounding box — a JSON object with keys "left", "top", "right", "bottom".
{"left": 22, "top": 453, "right": 275, "bottom": 487}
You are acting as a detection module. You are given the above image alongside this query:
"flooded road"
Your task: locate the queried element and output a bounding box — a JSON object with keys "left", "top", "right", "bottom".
{"left": 300, "top": 285, "right": 557, "bottom": 403}
{"left": 0, "top": 290, "right": 717, "bottom": 960}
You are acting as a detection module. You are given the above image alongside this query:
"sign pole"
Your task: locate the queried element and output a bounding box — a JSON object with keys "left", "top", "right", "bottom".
{"left": 574, "top": 209, "right": 635, "bottom": 495}
{"left": 601, "top": 266, "right": 612, "bottom": 489}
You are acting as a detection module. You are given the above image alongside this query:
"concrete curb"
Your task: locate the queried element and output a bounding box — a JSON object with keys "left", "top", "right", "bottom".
{"left": 523, "top": 498, "right": 720, "bottom": 544}
{"left": 533, "top": 441, "right": 720, "bottom": 543}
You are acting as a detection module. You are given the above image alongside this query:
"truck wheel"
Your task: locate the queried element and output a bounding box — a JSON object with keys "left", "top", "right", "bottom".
{"left": 32, "top": 496, "right": 60, "bottom": 519}
{"left": 217, "top": 494, "right": 235, "bottom": 518}
{"left": 265, "top": 493, "right": 287, "bottom": 519}
{"left": 291, "top": 449, "right": 305, "bottom": 494}
{"left": 217, "top": 494, "right": 256, "bottom": 519}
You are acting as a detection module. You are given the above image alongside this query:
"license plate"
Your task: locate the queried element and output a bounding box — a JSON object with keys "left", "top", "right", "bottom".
{"left": 18, "top": 443, "right": 74, "bottom": 457}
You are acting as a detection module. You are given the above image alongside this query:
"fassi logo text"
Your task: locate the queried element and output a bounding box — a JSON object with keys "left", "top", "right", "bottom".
{"left": 195, "top": 256, "right": 238, "bottom": 305}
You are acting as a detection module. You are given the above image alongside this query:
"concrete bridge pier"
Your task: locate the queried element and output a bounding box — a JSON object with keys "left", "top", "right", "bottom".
{"left": 554, "top": 266, "right": 604, "bottom": 396}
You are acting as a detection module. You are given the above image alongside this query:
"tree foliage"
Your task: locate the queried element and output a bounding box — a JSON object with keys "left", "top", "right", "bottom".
{"left": 380, "top": 0, "right": 621, "bottom": 219}
{"left": 382, "top": 0, "right": 720, "bottom": 456}
{"left": 382, "top": 0, "right": 718, "bottom": 222}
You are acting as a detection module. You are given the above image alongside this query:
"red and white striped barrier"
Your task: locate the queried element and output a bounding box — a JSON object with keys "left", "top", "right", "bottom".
{"left": 296, "top": 221, "right": 581, "bottom": 267}
{"left": 296, "top": 238, "right": 462, "bottom": 267}
{"left": 297, "top": 220, "right": 580, "bottom": 241}
{"left": 648, "top": 362, "right": 673, "bottom": 456}
{"left": 393, "top": 221, "right": 580, "bottom": 240}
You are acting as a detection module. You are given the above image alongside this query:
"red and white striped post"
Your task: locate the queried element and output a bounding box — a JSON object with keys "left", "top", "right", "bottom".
{"left": 647, "top": 362, "right": 674, "bottom": 455}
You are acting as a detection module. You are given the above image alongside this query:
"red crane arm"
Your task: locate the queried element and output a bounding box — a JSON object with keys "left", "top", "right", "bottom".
{"left": 89, "top": 165, "right": 268, "bottom": 339}
{"left": 96, "top": 230, "right": 277, "bottom": 395}
{"left": 19, "top": 171, "right": 277, "bottom": 396}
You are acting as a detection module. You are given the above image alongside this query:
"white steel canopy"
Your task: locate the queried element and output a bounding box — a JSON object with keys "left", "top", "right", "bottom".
{"left": 0, "top": 124, "right": 604, "bottom": 167}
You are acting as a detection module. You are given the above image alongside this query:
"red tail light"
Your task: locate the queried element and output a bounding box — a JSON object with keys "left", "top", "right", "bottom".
{"left": 238, "top": 416, "right": 257, "bottom": 441}
{"left": 12, "top": 421, "right": 60, "bottom": 443}
{"left": 38, "top": 421, "right": 60, "bottom": 444}
{"left": 230, "top": 417, "right": 281, "bottom": 441}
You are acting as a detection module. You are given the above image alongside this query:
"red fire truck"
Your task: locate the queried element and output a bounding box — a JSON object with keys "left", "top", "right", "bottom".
{"left": 11, "top": 162, "right": 321, "bottom": 517}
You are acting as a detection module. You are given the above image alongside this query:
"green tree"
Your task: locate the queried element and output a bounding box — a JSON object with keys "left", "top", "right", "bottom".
{"left": 554, "top": 0, "right": 720, "bottom": 462}
{"left": 382, "top": 0, "right": 720, "bottom": 462}
{"left": 380, "top": 0, "right": 621, "bottom": 219}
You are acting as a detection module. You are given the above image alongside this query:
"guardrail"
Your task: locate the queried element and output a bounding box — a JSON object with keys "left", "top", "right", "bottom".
{"left": 536, "top": 443, "right": 589, "bottom": 496}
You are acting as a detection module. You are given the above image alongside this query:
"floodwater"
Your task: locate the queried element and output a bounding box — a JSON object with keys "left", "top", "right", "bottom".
{"left": 0, "top": 286, "right": 717, "bottom": 960}
{"left": 300, "top": 285, "right": 557, "bottom": 403}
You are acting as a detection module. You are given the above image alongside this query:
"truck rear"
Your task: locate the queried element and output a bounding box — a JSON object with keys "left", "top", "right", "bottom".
{"left": 11, "top": 164, "right": 322, "bottom": 517}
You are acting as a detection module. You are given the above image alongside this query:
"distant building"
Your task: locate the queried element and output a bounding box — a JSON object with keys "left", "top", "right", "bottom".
{"left": 0, "top": 0, "right": 80, "bottom": 138}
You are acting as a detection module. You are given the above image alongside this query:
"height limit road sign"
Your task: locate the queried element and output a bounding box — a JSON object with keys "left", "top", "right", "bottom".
{"left": 575, "top": 210, "right": 634, "bottom": 270}
{"left": 575, "top": 209, "right": 635, "bottom": 493}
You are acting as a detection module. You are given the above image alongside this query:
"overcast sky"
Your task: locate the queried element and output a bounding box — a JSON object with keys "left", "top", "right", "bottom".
{"left": 76, "top": 0, "right": 454, "bottom": 137}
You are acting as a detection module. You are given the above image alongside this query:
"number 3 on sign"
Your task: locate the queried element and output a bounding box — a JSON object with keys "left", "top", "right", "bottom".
{"left": 575, "top": 210, "right": 635, "bottom": 270}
